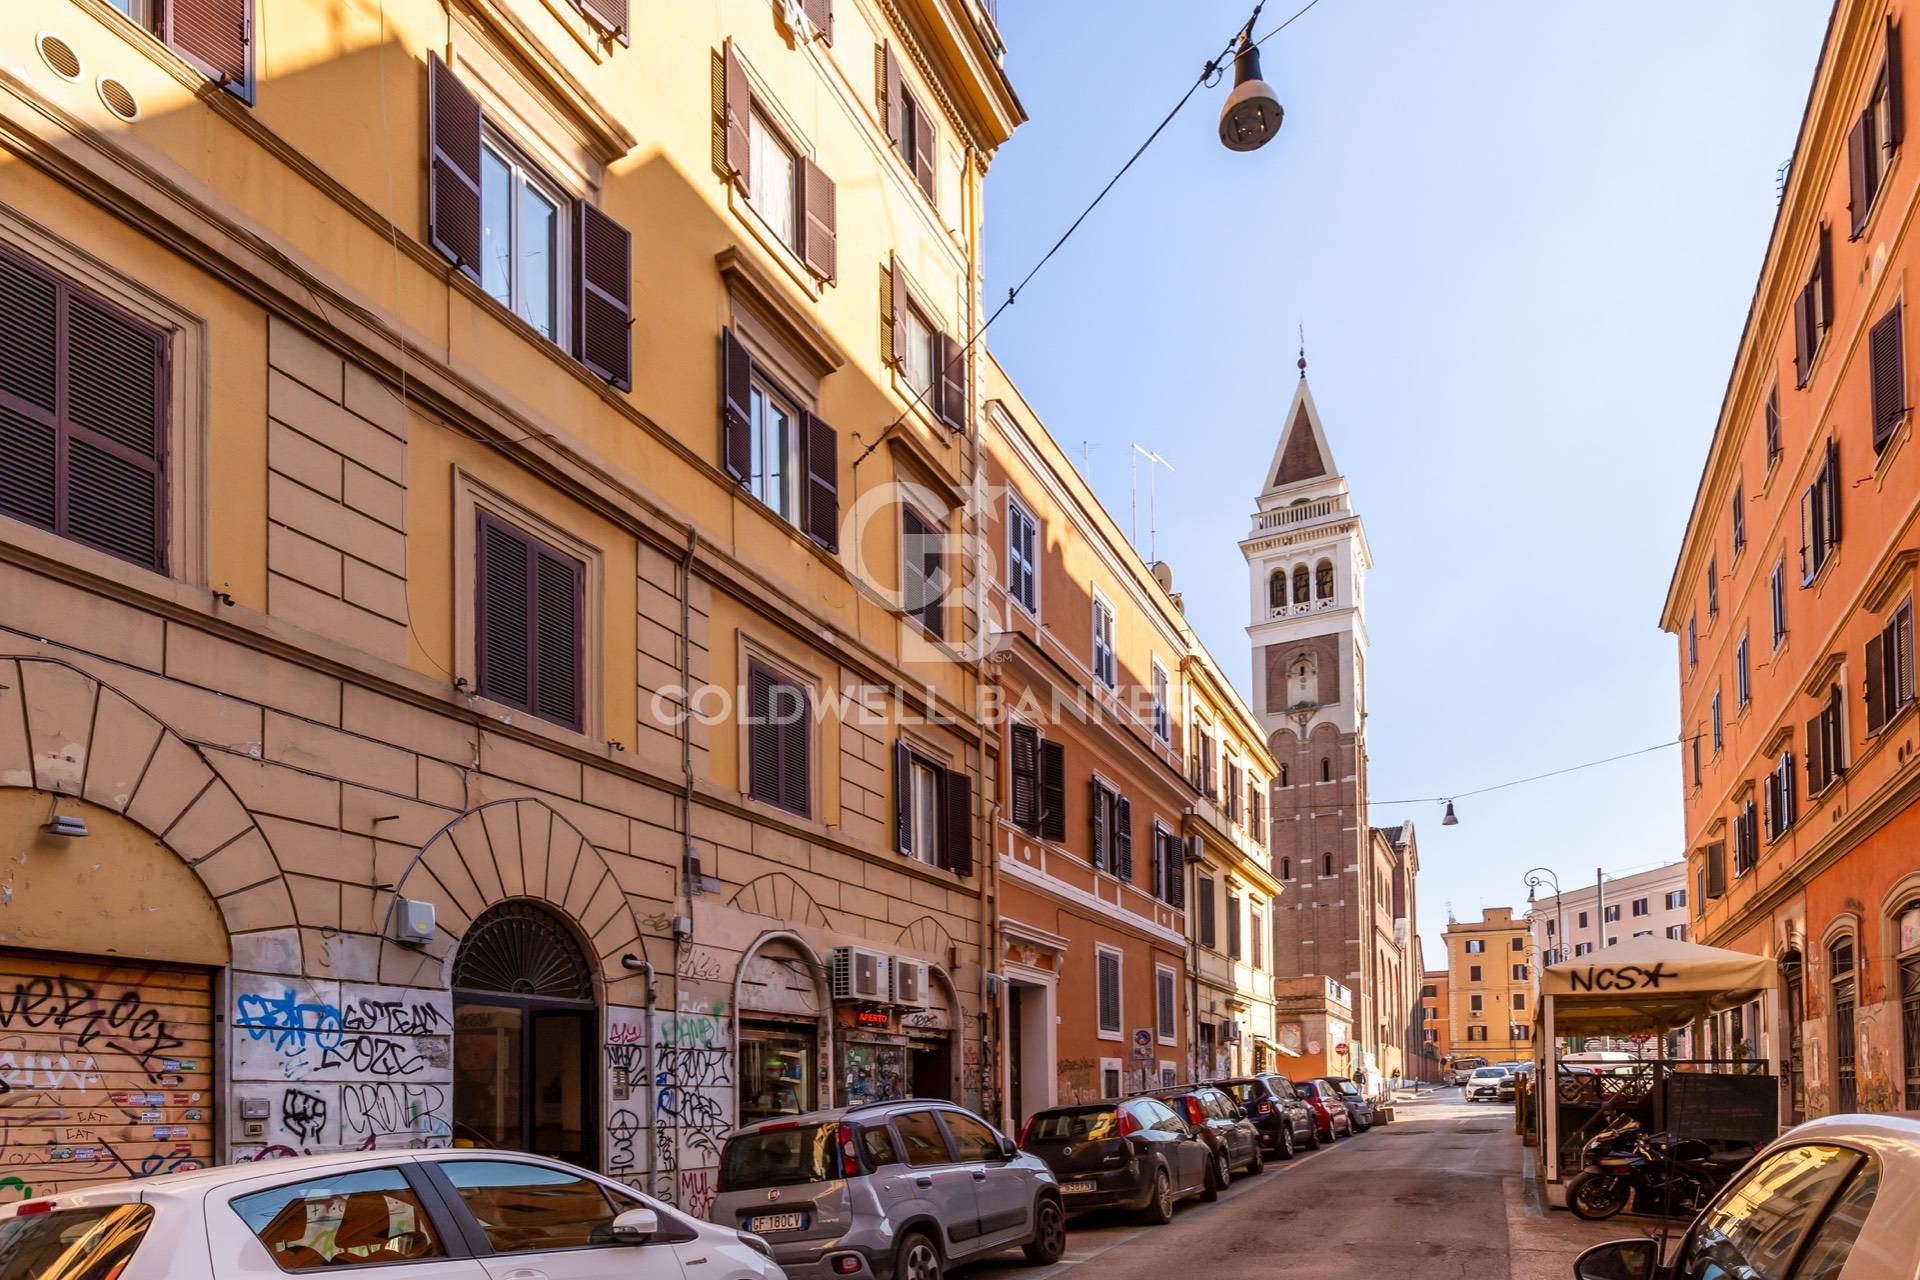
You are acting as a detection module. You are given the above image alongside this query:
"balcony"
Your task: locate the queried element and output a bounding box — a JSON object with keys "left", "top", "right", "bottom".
{"left": 1254, "top": 496, "right": 1345, "bottom": 532}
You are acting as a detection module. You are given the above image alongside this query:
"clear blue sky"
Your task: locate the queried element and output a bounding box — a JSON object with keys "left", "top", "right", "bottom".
{"left": 983, "top": 0, "right": 1832, "bottom": 963}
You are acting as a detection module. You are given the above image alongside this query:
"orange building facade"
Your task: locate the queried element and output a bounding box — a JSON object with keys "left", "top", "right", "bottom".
{"left": 1662, "top": 0, "right": 1920, "bottom": 1120}
{"left": 1422, "top": 969, "right": 1451, "bottom": 1072}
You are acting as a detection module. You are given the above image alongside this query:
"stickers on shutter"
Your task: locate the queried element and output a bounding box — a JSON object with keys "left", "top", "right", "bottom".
{"left": 0, "top": 951, "right": 214, "bottom": 1203}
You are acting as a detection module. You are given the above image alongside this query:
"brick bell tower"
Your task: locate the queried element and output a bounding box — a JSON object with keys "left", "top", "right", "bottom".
{"left": 1241, "top": 361, "right": 1384, "bottom": 1066}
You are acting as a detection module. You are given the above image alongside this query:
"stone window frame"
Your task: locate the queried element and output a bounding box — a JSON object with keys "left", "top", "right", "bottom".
{"left": 0, "top": 206, "right": 209, "bottom": 590}
{"left": 451, "top": 468, "right": 608, "bottom": 742}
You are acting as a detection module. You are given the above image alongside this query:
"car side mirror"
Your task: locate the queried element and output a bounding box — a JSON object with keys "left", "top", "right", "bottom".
{"left": 998, "top": 1136, "right": 1019, "bottom": 1160}
{"left": 611, "top": 1207, "right": 661, "bottom": 1244}
{"left": 1574, "top": 1239, "right": 1660, "bottom": 1280}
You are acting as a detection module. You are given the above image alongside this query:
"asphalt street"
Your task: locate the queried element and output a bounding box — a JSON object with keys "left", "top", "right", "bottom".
{"left": 971, "top": 1089, "right": 1628, "bottom": 1280}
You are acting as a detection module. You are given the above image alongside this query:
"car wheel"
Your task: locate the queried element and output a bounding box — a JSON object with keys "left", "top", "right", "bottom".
{"left": 898, "top": 1231, "right": 943, "bottom": 1280}
{"left": 1246, "top": 1141, "right": 1265, "bottom": 1174}
{"left": 1301, "top": 1119, "right": 1320, "bottom": 1150}
{"left": 1202, "top": 1149, "right": 1227, "bottom": 1201}
{"left": 1022, "top": 1196, "right": 1067, "bottom": 1265}
{"left": 1141, "top": 1168, "right": 1175, "bottom": 1225}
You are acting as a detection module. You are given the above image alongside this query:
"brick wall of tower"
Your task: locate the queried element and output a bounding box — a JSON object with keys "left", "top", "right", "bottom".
{"left": 1268, "top": 715, "right": 1365, "bottom": 989}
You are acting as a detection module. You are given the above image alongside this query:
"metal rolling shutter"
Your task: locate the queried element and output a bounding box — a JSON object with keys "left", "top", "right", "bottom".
{"left": 0, "top": 950, "right": 215, "bottom": 1200}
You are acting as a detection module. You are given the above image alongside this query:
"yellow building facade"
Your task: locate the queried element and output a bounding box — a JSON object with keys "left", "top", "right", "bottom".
{"left": 1442, "top": 906, "right": 1533, "bottom": 1064}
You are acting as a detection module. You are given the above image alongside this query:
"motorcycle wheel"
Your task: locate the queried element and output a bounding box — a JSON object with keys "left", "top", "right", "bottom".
{"left": 1568, "top": 1171, "right": 1630, "bottom": 1221}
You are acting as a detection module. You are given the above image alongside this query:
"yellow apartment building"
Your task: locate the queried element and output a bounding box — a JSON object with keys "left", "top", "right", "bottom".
{"left": 1443, "top": 906, "right": 1533, "bottom": 1063}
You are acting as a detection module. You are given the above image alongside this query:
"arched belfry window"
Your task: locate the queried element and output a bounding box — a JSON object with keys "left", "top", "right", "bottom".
{"left": 1315, "top": 559, "right": 1334, "bottom": 600}
{"left": 1269, "top": 570, "right": 1286, "bottom": 611}
{"left": 453, "top": 901, "right": 598, "bottom": 1167}
{"left": 1320, "top": 756, "right": 1331, "bottom": 783}
{"left": 1292, "top": 565, "right": 1310, "bottom": 605}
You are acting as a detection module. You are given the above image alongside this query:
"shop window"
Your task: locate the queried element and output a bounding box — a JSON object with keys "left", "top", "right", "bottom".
{"left": 739, "top": 1024, "right": 816, "bottom": 1125}
{"left": 235, "top": 1168, "right": 445, "bottom": 1268}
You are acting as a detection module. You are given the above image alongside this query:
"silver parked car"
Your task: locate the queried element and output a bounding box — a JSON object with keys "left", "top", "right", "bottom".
{"left": 710, "top": 1100, "right": 1066, "bottom": 1280}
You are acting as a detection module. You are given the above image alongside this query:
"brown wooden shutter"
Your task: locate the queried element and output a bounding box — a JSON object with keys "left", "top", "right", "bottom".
{"left": 1009, "top": 723, "right": 1039, "bottom": 832}
{"left": 476, "top": 512, "right": 533, "bottom": 711}
{"left": 803, "top": 0, "right": 833, "bottom": 44}
{"left": 778, "top": 679, "right": 809, "bottom": 815}
{"left": 1706, "top": 840, "right": 1727, "bottom": 898}
{"left": 167, "top": 0, "right": 253, "bottom": 101}
{"left": 428, "top": 53, "right": 483, "bottom": 282}
{"left": 801, "top": 410, "right": 839, "bottom": 551}
{"left": 575, "top": 202, "right": 632, "bottom": 391}
{"left": 1167, "top": 835, "right": 1186, "bottom": 908}
{"left": 1098, "top": 782, "right": 1113, "bottom": 871}
{"left": 1150, "top": 830, "right": 1164, "bottom": 900}
{"left": 1899, "top": 605, "right": 1916, "bottom": 706}
{"left": 532, "top": 540, "right": 584, "bottom": 730}
{"left": 893, "top": 741, "right": 913, "bottom": 853}
{"left": 1799, "top": 484, "right": 1816, "bottom": 582}
{"left": 1794, "top": 284, "right": 1813, "bottom": 386}
{"left": 911, "top": 91, "right": 937, "bottom": 198}
{"left": 577, "top": 0, "right": 630, "bottom": 43}
{"left": 59, "top": 282, "right": 169, "bottom": 571}
{"left": 1113, "top": 795, "right": 1132, "bottom": 880}
{"left": 800, "top": 159, "right": 838, "bottom": 283}
{"left": 880, "top": 43, "right": 903, "bottom": 150}
{"left": 889, "top": 254, "right": 910, "bottom": 368}
{"left": 1825, "top": 437, "right": 1843, "bottom": 544}
{"left": 937, "top": 331, "right": 966, "bottom": 429}
{"left": 1891, "top": 17, "right": 1907, "bottom": 148}
{"left": 721, "top": 328, "right": 753, "bottom": 483}
{"left": 1819, "top": 223, "right": 1835, "bottom": 337}
{"left": 0, "top": 251, "right": 59, "bottom": 537}
{"left": 1871, "top": 302, "right": 1904, "bottom": 448}
{"left": 1039, "top": 740, "right": 1066, "bottom": 841}
{"left": 1197, "top": 876, "right": 1215, "bottom": 947}
{"left": 1806, "top": 712, "right": 1826, "bottom": 792}
{"left": 1849, "top": 117, "right": 1872, "bottom": 237}
{"left": 941, "top": 767, "right": 972, "bottom": 875}
{"left": 724, "top": 40, "right": 751, "bottom": 194}
{"left": 747, "top": 662, "right": 779, "bottom": 804}
{"left": 1867, "top": 632, "right": 1888, "bottom": 732}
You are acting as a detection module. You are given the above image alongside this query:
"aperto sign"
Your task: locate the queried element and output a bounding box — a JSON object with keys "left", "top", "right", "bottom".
{"left": 1563, "top": 963, "right": 1677, "bottom": 993}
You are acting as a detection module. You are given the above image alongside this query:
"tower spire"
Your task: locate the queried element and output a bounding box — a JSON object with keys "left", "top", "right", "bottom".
{"left": 1297, "top": 322, "right": 1307, "bottom": 379}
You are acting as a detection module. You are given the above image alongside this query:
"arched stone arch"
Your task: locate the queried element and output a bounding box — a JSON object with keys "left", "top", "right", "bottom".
{"left": 0, "top": 655, "right": 291, "bottom": 939}
{"left": 387, "top": 798, "right": 643, "bottom": 985}
{"left": 897, "top": 914, "right": 954, "bottom": 961}
{"left": 730, "top": 872, "right": 830, "bottom": 928}
{"left": 733, "top": 930, "right": 833, "bottom": 1113}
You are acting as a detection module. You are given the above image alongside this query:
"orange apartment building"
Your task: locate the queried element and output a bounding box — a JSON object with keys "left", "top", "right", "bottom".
{"left": 1422, "top": 969, "right": 1451, "bottom": 1071}
{"left": 1662, "top": 0, "right": 1920, "bottom": 1119}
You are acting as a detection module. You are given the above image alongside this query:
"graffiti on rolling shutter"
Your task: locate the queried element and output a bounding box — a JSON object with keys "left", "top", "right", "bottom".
{"left": 0, "top": 951, "right": 214, "bottom": 1203}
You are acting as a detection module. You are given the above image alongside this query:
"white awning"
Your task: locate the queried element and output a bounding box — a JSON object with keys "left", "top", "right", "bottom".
{"left": 1541, "top": 935, "right": 1778, "bottom": 1035}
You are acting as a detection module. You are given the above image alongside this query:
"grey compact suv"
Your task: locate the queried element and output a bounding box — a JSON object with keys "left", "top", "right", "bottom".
{"left": 710, "top": 1099, "right": 1066, "bottom": 1280}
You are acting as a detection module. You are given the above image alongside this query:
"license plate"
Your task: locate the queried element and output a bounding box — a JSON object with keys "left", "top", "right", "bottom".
{"left": 1061, "top": 1181, "right": 1096, "bottom": 1194}
{"left": 750, "top": 1213, "right": 806, "bottom": 1233}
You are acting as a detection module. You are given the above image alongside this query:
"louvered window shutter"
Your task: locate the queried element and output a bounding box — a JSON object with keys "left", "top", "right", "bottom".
{"left": 167, "top": 0, "right": 253, "bottom": 102}
{"left": 1097, "top": 953, "right": 1119, "bottom": 1032}
{"left": 577, "top": 0, "right": 630, "bottom": 43}
{"left": 1871, "top": 303, "right": 1904, "bottom": 448}
{"left": 1009, "top": 724, "right": 1039, "bottom": 831}
{"left": 1868, "top": 633, "right": 1888, "bottom": 733}
{"left": 428, "top": 54, "right": 483, "bottom": 282}
{"left": 1150, "top": 831, "right": 1164, "bottom": 900}
{"left": 1167, "top": 835, "right": 1186, "bottom": 908}
{"left": 800, "top": 159, "right": 838, "bottom": 283}
{"left": 889, "top": 255, "right": 910, "bottom": 369}
{"left": 746, "top": 663, "right": 779, "bottom": 805}
{"left": 800, "top": 411, "right": 839, "bottom": 551}
{"left": 1819, "top": 223, "right": 1835, "bottom": 335}
{"left": 721, "top": 328, "right": 754, "bottom": 483}
{"left": 1898, "top": 604, "right": 1915, "bottom": 705}
{"left": 475, "top": 513, "right": 583, "bottom": 731}
{"left": 1783, "top": 753, "right": 1797, "bottom": 823}
{"left": 1089, "top": 780, "right": 1108, "bottom": 871}
{"left": 1039, "top": 741, "right": 1067, "bottom": 841}
{"left": 0, "top": 253, "right": 170, "bottom": 573}
{"left": 575, "top": 203, "right": 632, "bottom": 391}
{"left": 531, "top": 540, "right": 584, "bottom": 730}
{"left": 1849, "top": 118, "right": 1872, "bottom": 237}
{"left": 724, "top": 41, "right": 751, "bottom": 193}
{"left": 893, "top": 741, "right": 913, "bottom": 853}
{"left": 1706, "top": 841, "right": 1726, "bottom": 898}
{"left": 1824, "top": 439, "right": 1843, "bottom": 544}
{"left": 1799, "top": 485, "right": 1816, "bottom": 582}
{"left": 941, "top": 767, "right": 972, "bottom": 875}
{"left": 803, "top": 0, "right": 833, "bottom": 43}
{"left": 880, "top": 43, "right": 904, "bottom": 151}
{"left": 1891, "top": 17, "right": 1907, "bottom": 148}
{"left": 1794, "top": 284, "right": 1813, "bottom": 386}
{"left": 937, "top": 331, "right": 966, "bottom": 430}
{"left": 911, "top": 92, "right": 937, "bottom": 198}
{"left": 1197, "top": 877, "right": 1215, "bottom": 947}
{"left": 1807, "top": 713, "right": 1826, "bottom": 791}
{"left": 1113, "top": 795, "right": 1132, "bottom": 881}
{"left": 778, "top": 678, "right": 809, "bottom": 815}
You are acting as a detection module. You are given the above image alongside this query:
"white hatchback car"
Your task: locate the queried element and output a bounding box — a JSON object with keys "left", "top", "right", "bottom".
{"left": 1574, "top": 1113, "right": 1920, "bottom": 1280}
{"left": 0, "top": 1148, "right": 785, "bottom": 1280}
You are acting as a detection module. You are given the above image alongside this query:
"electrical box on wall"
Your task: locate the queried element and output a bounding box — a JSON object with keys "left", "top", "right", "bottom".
{"left": 238, "top": 1096, "right": 271, "bottom": 1141}
{"left": 392, "top": 897, "right": 435, "bottom": 947}
{"left": 890, "top": 957, "right": 930, "bottom": 1007}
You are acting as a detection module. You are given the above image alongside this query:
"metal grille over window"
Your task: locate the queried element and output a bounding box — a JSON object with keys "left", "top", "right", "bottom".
{"left": 452, "top": 901, "right": 596, "bottom": 1000}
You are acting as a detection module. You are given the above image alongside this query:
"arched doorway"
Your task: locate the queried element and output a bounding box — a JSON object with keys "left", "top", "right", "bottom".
{"left": 451, "top": 901, "right": 598, "bottom": 1168}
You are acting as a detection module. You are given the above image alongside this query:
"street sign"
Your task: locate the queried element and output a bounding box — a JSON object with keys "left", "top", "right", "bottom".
{"left": 1334, "top": 1041, "right": 1349, "bottom": 1057}
{"left": 1132, "top": 1028, "right": 1153, "bottom": 1060}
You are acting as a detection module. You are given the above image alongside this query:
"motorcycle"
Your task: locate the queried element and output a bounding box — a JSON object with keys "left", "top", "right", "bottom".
{"left": 1565, "top": 1113, "right": 1755, "bottom": 1221}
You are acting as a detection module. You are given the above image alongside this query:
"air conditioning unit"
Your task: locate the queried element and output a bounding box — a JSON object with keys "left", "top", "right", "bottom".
{"left": 891, "top": 957, "right": 930, "bottom": 1008}
{"left": 831, "top": 946, "right": 890, "bottom": 1003}
{"left": 1219, "top": 1018, "right": 1243, "bottom": 1044}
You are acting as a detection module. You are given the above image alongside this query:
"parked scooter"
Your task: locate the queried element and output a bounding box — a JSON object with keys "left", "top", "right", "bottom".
{"left": 1565, "top": 1113, "right": 1755, "bottom": 1220}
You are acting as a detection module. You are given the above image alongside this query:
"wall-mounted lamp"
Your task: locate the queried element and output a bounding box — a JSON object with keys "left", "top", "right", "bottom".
{"left": 42, "top": 795, "right": 87, "bottom": 838}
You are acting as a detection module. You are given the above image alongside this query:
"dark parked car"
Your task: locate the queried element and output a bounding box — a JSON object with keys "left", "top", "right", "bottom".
{"left": 1215, "top": 1074, "right": 1318, "bottom": 1157}
{"left": 1020, "top": 1097, "right": 1213, "bottom": 1225}
{"left": 1324, "top": 1076, "right": 1375, "bottom": 1132}
{"left": 1135, "top": 1084, "right": 1264, "bottom": 1187}
{"left": 1291, "top": 1079, "right": 1353, "bottom": 1142}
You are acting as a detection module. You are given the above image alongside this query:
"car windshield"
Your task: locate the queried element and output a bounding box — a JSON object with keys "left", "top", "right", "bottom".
{"left": 1333, "top": 1080, "right": 1360, "bottom": 1096}
{"left": 1026, "top": 1107, "right": 1120, "bottom": 1141}
{"left": 1473, "top": 1068, "right": 1506, "bottom": 1079}
{"left": 0, "top": 1205, "right": 154, "bottom": 1280}
{"left": 719, "top": 1123, "right": 838, "bottom": 1189}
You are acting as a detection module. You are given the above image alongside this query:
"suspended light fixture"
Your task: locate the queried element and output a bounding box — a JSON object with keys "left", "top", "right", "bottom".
{"left": 1217, "top": 33, "right": 1284, "bottom": 152}
{"left": 1441, "top": 800, "right": 1458, "bottom": 827}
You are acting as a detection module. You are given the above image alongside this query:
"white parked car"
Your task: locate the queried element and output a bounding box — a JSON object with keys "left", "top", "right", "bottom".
{"left": 1464, "top": 1066, "right": 1515, "bottom": 1102}
{"left": 1574, "top": 1113, "right": 1920, "bottom": 1280}
{"left": 0, "top": 1148, "right": 785, "bottom": 1280}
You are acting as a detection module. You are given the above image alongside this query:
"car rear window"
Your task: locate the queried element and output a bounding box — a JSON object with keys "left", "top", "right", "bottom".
{"left": 1219, "top": 1081, "right": 1265, "bottom": 1104}
{"left": 1333, "top": 1080, "right": 1360, "bottom": 1096}
{"left": 0, "top": 1205, "right": 153, "bottom": 1280}
{"left": 1025, "top": 1107, "right": 1119, "bottom": 1141}
{"left": 720, "top": 1124, "right": 838, "bottom": 1189}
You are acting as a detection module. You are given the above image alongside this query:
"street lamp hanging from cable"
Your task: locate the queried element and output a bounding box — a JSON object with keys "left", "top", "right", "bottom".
{"left": 1218, "top": 17, "right": 1284, "bottom": 151}
{"left": 1441, "top": 800, "right": 1458, "bottom": 827}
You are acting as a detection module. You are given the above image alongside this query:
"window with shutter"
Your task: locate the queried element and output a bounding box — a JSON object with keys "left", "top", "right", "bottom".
{"left": 800, "top": 411, "right": 839, "bottom": 552}
{"left": 1197, "top": 877, "right": 1216, "bottom": 949}
{"left": 1009, "top": 723, "right": 1039, "bottom": 833}
{"left": 936, "top": 331, "right": 967, "bottom": 430}
{"left": 1112, "top": 795, "right": 1132, "bottom": 881}
{"left": 1089, "top": 779, "right": 1110, "bottom": 872}
{"left": 799, "top": 158, "right": 838, "bottom": 283}
{"left": 1871, "top": 302, "right": 1905, "bottom": 450}
{"left": 475, "top": 512, "right": 585, "bottom": 731}
{"left": 901, "top": 506, "right": 945, "bottom": 638}
{"left": 1096, "top": 949, "right": 1121, "bottom": 1036}
{"left": 745, "top": 660, "right": 809, "bottom": 816}
{"left": 1156, "top": 967, "right": 1176, "bottom": 1040}
{"left": 1038, "top": 740, "right": 1067, "bottom": 841}
{"left": 940, "top": 765, "right": 972, "bottom": 876}
{"left": 1771, "top": 558, "right": 1788, "bottom": 647}
{"left": 576, "top": 202, "right": 632, "bottom": 390}
{"left": 724, "top": 41, "right": 752, "bottom": 194}
{"left": 1007, "top": 495, "right": 1038, "bottom": 613}
{"left": 1706, "top": 841, "right": 1727, "bottom": 898}
{"left": 125, "top": 0, "right": 254, "bottom": 103}
{"left": 1226, "top": 892, "right": 1242, "bottom": 959}
{"left": 1765, "top": 384, "right": 1782, "bottom": 467}
{"left": 0, "top": 248, "right": 169, "bottom": 574}
{"left": 575, "top": 0, "right": 630, "bottom": 43}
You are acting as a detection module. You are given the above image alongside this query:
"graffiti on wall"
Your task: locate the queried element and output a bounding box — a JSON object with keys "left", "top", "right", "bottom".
{"left": 651, "top": 996, "right": 733, "bottom": 1218}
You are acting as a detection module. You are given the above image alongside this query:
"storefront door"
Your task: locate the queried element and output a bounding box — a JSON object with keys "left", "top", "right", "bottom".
{"left": 451, "top": 903, "right": 597, "bottom": 1168}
